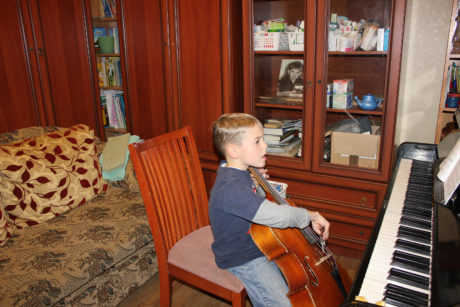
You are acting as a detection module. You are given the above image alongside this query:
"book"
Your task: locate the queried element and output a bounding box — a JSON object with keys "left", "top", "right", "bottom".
{"left": 264, "top": 119, "right": 283, "bottom": 128}
{"left": 100, "top": 95, "right": 109, "bottom": 127}
{"left": 267, "top": 138, "right": 301, "bottom": 157}
{"left": 377, "top": 28, "right": 384, "bottom": 51}
{"left": 263, "top": 119, "right": 302, "bottom": 135}
{"left": 437, "top": 137, "right": 460, "bottom": 203}
{"left": 264, "top": 130, "right": 296, "bottom": 144}
{"left": 102, "top": 90, "right": 124, "bottom": 128}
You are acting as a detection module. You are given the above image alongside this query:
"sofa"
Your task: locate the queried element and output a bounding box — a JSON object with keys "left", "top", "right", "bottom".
{"left": 0, "top": 125, "right": 158, "bottom": 306}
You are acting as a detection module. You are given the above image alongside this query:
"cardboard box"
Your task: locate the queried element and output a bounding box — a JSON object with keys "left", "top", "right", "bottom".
{"left": 331, "top": 131, "right": 380, "bottom": 169}
{"left": 333, "top": 79, "right": 354, "bottom": 93}
{"left": 332, "top": 92, "right": 353, "bottom": 109}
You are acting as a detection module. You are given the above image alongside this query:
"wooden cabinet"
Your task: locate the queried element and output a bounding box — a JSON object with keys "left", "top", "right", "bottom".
{"left": 162, "top": 0, "right": 244, "bottom": 153}
{"left": 0, "top": 0, "right": 99, "bottom": 134}
{"left": 242, "top": 0, "right": 406, "bottom": 257}
{"left": 436, "top": 0, "right": 460, "bottom": 143}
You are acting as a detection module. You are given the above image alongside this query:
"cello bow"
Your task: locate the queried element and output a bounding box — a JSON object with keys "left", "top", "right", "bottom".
{"left": 248, "top": 166, "right": 352, "bottom": 307}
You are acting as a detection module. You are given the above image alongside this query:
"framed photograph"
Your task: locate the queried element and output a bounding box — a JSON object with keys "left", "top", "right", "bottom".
{"left": 277, "top": 59, "right": 304, "bottom": 98}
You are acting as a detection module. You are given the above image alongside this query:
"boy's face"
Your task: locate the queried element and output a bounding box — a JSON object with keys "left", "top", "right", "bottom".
{"left": 288, "top": 68, "right": 302, "bottom": 82}
{"left": 227, "top": 125, "right": 267, "bottom": 170}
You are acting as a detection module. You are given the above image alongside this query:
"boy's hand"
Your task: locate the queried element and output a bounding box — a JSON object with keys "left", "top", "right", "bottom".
{"left": 309, "top": 211, "right": 330, "bottom": 241}
{"left": 250, "top": 168, "right": 269, "bottom": 188}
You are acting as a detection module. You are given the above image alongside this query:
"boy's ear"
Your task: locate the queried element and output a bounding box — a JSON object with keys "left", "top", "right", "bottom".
{"left": 226, "top": 143, "right": 240, "bottom": 160}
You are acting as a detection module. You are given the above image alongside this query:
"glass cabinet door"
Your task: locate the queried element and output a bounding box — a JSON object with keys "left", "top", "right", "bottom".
{"left": 247, "top": 0, "right": 312, "bottom": 167}
{"left": 313, "top": 0, "right": 394, "bottom": 177}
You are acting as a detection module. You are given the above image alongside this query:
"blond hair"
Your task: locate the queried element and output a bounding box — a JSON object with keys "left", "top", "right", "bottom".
{"left": 212, "top": 113, "right": 262, "bottom": 156}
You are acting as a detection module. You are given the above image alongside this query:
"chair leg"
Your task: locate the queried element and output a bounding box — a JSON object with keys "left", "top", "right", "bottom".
{"left": 159, "top": 270, "right": 172, "bottom": 307}
{"left": 231, "top": 290, "right": 246, "bottom": 307}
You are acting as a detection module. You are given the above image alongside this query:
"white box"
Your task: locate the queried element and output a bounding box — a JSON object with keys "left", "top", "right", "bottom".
{"left": 332, "top": 92, "right": 353, "bottom": 109}
{"left": 333, "top": 79, "right": 354, "bottom": 93}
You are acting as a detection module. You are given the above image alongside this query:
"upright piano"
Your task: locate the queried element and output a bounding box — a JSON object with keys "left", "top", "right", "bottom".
{"left": 343, "top": 142, "right": 460, "bottom": 307}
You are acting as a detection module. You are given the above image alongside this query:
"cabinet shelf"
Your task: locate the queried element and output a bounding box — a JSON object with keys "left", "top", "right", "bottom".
{"left": 254, "top": 50, "right": 388, "bottom": 56}
{"left": 96, "top": 53, "right": 120, "bottom": 57}
{"left": 329, "top": 51, "right": 388, "bottom": 56}
{"left": 255, "top": 102, "right": 303, "bottom": 110}
{"left": 99, "top": 86, "right": 123, "bottom": 90}
{"left": 92, "top": 18, "right": 117, "bottom": 28}
{"left": 326, "top": 106, "right": 383, "bottom": 116}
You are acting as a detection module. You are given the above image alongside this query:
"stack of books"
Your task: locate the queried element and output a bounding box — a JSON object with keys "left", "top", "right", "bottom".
{"left": 263, "top": 119, "right": 302, "bottom": 157}
{"left": 97, "top": 57, "right": 122, "bottom": 87}
{"left": 101, "top": 90, "right": 126, "bottom": 129}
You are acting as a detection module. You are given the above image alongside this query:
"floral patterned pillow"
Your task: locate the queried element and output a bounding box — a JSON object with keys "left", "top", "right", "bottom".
{"left": 0, "top": 124, "right": 107, "bottom": 245}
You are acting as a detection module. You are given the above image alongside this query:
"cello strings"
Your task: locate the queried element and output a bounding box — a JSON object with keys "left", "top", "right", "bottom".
{"left": 250, "top": 167, "right": 339, "bottom": 268}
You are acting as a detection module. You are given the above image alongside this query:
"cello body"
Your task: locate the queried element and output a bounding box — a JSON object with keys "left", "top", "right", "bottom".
{"left": 249, "top": 167, "right": 352, "bottom": 307}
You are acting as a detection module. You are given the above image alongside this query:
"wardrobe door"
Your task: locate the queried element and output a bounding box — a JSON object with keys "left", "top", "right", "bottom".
{"left": 32, "top": 0, "right": 99, "bottom": 130}
{"left": 121, "top": 0, "right": 168, "bottom": 140}
{"left": 0, "top": 0, "right": 42, "bottom": 132}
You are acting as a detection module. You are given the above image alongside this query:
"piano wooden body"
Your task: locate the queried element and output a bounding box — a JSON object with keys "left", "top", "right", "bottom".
{"left": 342, "top": 142, "right": 460, "bottom": 307}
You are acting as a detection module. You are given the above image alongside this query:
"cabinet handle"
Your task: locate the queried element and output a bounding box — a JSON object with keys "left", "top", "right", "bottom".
{"left": 317, "top": 80, "right": 322, "bottom": 84}
{"left": 306, "top": 80, "right": 313, "bottom": 90}
{"left": 360, "top": 196, "right": 367, "bottom": 205}
{"left": 28, "top": 47, "right": 34, "bottom": 52}
{"left": 38, "top": 48, "right": 46, "bottom": 55}
{"left": 359, "top": 231, "right": 364, "bottom": 236}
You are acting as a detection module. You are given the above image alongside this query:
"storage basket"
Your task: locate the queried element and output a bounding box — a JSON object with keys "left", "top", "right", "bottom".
{"left": 279, "top": 32, "right": 289, "bottom": 51}
{"left": 288, "top": 32, "right": 304, "bottom": 51}
{"left": 254, "top": 32, "right": 280, "bottom": 51}
{"left": 268, "top": 180, "right": 288, "bottom": 198}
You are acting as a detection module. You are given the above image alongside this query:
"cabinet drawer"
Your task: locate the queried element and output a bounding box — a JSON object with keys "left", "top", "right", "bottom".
{"left": 286, "top": 179, "right": 386, "bottom": 218}
{"left": 330, "top": 219, "right": 372, "bottom": 243}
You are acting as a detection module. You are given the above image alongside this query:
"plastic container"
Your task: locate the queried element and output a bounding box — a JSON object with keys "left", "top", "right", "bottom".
{"left": 254, "top": 32, "right": 280, "bottom": 51}
{"left": 288, "top": 32, "right": 304, "bottom": 51}
{"left": 268, "top": 180, "right": 288, "bottom": 198}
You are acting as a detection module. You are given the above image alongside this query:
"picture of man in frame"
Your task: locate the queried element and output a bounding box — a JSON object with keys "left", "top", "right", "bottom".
{"left": 277, "top": 59, "right": 304, "bottom": 97}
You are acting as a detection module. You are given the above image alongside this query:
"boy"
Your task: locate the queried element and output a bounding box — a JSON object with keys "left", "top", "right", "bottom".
{"left": 209, "top": 113, "right": 330, "bottom": 307}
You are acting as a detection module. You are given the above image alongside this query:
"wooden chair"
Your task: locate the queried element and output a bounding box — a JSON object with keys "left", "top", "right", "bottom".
{"left": 128, "top": 126, "right": 247, "bottom": 307}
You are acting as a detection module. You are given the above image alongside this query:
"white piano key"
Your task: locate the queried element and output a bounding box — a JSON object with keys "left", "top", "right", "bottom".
{"left": 358, "top": 158, "right": 433, "bottom": 306}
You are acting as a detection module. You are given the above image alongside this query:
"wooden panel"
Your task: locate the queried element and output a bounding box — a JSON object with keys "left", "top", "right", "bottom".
{"left": 121, "top": 0, "right": 168, "bottom": 140}
{"left": 0, "top": 0, "right": 41, "bottom": 133}
{"left": 35, "top": 0, "right": 98, "bottom": 130}
{"left": 174, "top": 0, "right": 224, "bottom": 152}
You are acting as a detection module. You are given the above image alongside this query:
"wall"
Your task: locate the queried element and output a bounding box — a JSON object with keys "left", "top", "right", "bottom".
{"left": 395, "top": 0, "right": 452, "bottom": 145}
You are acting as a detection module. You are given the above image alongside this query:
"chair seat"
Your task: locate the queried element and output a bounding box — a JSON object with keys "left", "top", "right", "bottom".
{"left": 168, "top": 225, "right": 244, "bottom": 293}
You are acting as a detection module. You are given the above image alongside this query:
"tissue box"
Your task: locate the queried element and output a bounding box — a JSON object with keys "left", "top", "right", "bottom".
{"left": 333, "top": 79, "right": 354, "bottom": 93}
{"left": 331, "top": 132, "right": 380, "bottom": 169}
{"left": 332, "top": 92, "right": 353, "bottom": 109}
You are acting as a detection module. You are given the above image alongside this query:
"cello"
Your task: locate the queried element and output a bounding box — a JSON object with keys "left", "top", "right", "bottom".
{"left": 249, "top": 166, "right": 352, "bottom": 307}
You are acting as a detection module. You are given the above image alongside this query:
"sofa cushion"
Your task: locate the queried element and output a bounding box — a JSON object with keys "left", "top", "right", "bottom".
{"left": 0, "top": 124, "right": 107, "bottom": 245}
{"left": 0, "top": 202, "right": 13, "bottom": 243}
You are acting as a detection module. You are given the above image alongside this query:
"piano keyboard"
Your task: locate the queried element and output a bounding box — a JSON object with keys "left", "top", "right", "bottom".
{"left": 358, "top": 158, "right": 434, "bottom": 307}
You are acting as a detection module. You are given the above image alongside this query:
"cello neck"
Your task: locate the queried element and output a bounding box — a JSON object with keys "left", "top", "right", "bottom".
{"left": 248, "top": 166, "right": 286, "bottom": 205}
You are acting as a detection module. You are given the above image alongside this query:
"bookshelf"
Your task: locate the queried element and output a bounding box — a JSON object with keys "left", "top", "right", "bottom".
{"left": 242, "top": 0, "right": 407, "bottom": 257}
{"left": 88, "top": 0, "right": 128, "bottom": 138}
{"left": 436, "top": 0, "right": 460, "bottom": 143}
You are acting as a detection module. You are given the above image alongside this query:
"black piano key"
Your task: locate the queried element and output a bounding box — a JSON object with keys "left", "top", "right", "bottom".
{"left": 400, "top": 216, "right": 432, "bottom": 231}
{"left": 392, "top": 250, "right": 430, "bottom": 274}
{"left": 402, "top": 207, "right": 432, "bottom": 221}
{"left": 404, "top": 197, "right": 433, "bottom": 208}
{"left": 386, "top": 283, "right": 429, "bottom": 302}
{"left": 398, "top": 226, "right": 431, "bottom": 244}
{"left": 385, "top": 290, "right": 428, "bottom": 307}
{"left": 395, "top": 239, "right": 431, "bottom": 256}
{"left": 388, "top": 268, "right": 430, "bottom": 290}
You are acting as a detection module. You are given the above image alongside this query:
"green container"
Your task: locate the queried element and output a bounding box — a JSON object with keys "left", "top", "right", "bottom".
{"left": 98, "top": 36, "right": 114, "bottom": 54}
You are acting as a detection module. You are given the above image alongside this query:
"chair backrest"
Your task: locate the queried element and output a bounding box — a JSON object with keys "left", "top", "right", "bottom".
{"left": 129, "top": 126, "right": 210, "bottom": 265}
